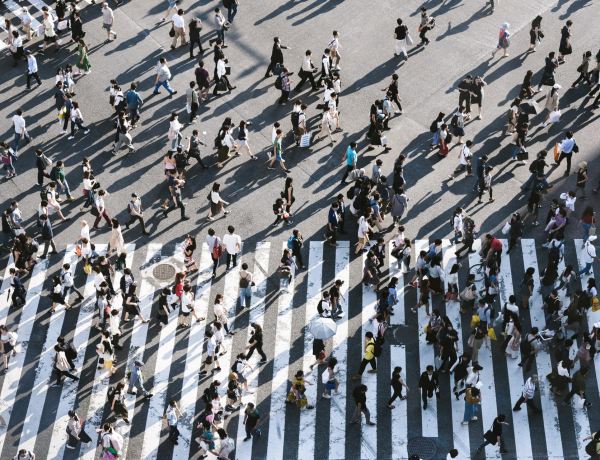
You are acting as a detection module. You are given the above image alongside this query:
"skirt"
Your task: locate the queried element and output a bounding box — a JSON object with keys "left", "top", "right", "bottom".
{"left": 453, "top": 127, "right": 465, "bottom": 137}
{"left": 559, "top": 43, "right": 572, "bottom": 55}
{"left": 217, "top": 146, "right": 230, "bottom": 162}
{"left": 429, "top": 276, "right": 442, "bottom": 293}
{"left": 184, "top": 255, "right": 195, "bottom": 268}
{"left": 2, "top": 342, "right": 14, "bottom": 355}
{"left": 210, "top": 201, "right": 222, "bottom": 214}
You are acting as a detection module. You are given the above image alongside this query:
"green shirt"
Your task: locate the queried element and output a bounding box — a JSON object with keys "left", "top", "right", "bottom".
{"left": 274, "top": 137, "right": 282, "bottom": 154}
{"left": 54, "top": 167, "right": 66, "bottom": 184}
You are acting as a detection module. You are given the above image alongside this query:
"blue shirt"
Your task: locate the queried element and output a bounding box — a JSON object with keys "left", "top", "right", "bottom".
{"left": 346, "top": 146, "right": 357, "bottom": 166}
{"left": 126, "top": 90, "right": 143, "bottom": 109}
{"left": 559, "top": 138, "right": 575, "bottom": 154}
{"left": 383, "top": 99, "right": 392, "bottom": 114}
{"left": 328, "top": 207, "right": 339, "bottom": 229}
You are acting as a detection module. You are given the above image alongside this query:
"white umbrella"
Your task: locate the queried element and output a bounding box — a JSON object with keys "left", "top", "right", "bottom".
{"left": 309, "top": 317, "right": 337, "bottom": 340}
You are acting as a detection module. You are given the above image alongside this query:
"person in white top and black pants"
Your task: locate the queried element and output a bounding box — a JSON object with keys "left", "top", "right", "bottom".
{"left": 213, "top": 54, "right": 235, "bottom": 96}
{"left": 294, "top": 50, "right": 318, "bottom": 92}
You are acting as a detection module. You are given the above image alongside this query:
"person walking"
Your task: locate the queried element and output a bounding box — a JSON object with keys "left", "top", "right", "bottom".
{"left": 66, "top": 410, "right": 92, "bottom": 449}
{"left": 20, "top": 7, "right": 33, "bottom": 41}
{"left": 125, "top": 193, "right": 148, "bottom": 234}
{"left": 51, "top": 344, "right": 79, "bottom": 387}
{"left": 458, "top": 386, "right": 481, "bottom": 425}
{"left": 477, "top": 414, "right": 509, "bottom": 454}
{"left": 153, "top": 57, "right": 177, "bottom": 96}
{"left": 50, "top": 161, "right": 74, "bottom": 202}
{"left": 418, "top": 7, "right": 431, "bottom": 46}
{"left": 188, "top": 17, "right": 203, "bottom": 58}
{"left": 186, "top": 81, "right": 200, "bottom": 123}
{"left": 242, "top": 403, "right": 261, "bottom": 441}
{"left": 555, "top": 131, "right": 576, "bottom": 176}
{"left": 245, "top": 323, "right": 267, "bottom": 363}
{"left": 448, "top": 141, "right": 474, "bottom": 180}
{"left": 168, "top": 112, "right": 183, "bottom": 150}
{"left": 38, "top": 214, "right": 58, "bottom": 259}
{"left": 265, "top": 37, "right": 291, "bottom": 78}
{"left": 222, "top": 225, "right": 241, "bottom": 270}
{"left": 492, "top": 23, "right": 510, "bottom": 58}
{"left": 74, "top": 39, "right": 91, "bottom": 76}
{"left": 418, "top": 365, "right": 439, "bottom": 410}
{"left": 562, "top": 365, "right": 593, "bottom": 408}
{"left": 268, "top": 129, "right": 291, "bottom": 173}
{"left": 207, "top": 182, "right": 231, "bottom": 221}
{"left": 170, "top": 9, "right": 187, "bottom": 49}
{"left": 93, "top": 189, "right": 112, "bottom": 229}
{"left": 101, "top": 3, "right": 118, "bottom": 42}
{"left": 128, "top": 360, "right": 153, "bottom": 398}
{"left": 67, "top": 101, "right": 91, "bottom": 140}
{"left": 294, "top": 50, "right": 318, "bottom": 92}
{"left": 340, "top": 141, "right": 358, "bottom": 184}
{"left": 195, "top": 60, "right": 211, "bottom": 102}
{"left": 578, "top": 235, "right": 599, "bottom": 277}
{"left": 558, "top": 20, "right": 573, "bottom": 63}
{"left": 112, "top": 113, "right": 136, "bottom": 155}
{"left": 125, "top": 83, "right": 143, "bottom": 128}
{"left": 211, "top": 8, "right": 227, "bottom": 47}
{"left": 214, "top": 54, "right": 235, "bottom": 96}
{"left": 387, "top": 366, "right": 409, "bottom": 408}
{"left": 457, "top": 75, "right": 472, "bottom": 117}
{"left": 11, "top": 108, "right": 32, "bottom": 154}
{"left": 350, "top": 384, "right": 376, "bottom": 426}
{"left": 394, "top": 19, "right": 409, "bottom": 61}
{"left": 40, "top": 11, "right": 60, "bottom": 54}
{"left": 352, "top": 331, "right": 377, "bottom": 380}
{"left": 512, "top": 375, "right": 541, "bottom": 413}
{"left": 278, "top": 68, "right": 293, "bottom": 105}
{"left": 538, "top": 84, "right": 561, "bottom": 128}
{"left": 185, "top": 130, "right": 210, "bottom": 170}
{"left": 165, "top": 400, "right": 183, "bottom": 445}
{"left": 25, "top": 51, "right": 42, "bottom": 90}
{"left": 163, "top": 179, "right": 189, "bottom": 221}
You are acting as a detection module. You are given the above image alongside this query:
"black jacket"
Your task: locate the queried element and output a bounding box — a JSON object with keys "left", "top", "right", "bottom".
{"left": 71, "top": 18, "right": 83, "bottom": 40}
{"left": 418, "top": 371, "right": 439, "bottom": 390}
{"left": 41, "top": 219, "right": 53, "bottom": 240}
{"left": 270, "top": 43, "right": 289, "bottom": 64}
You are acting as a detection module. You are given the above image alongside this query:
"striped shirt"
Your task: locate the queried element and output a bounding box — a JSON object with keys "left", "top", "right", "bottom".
{"left": 522, "top": 378, "right": 536, "bottom": 399}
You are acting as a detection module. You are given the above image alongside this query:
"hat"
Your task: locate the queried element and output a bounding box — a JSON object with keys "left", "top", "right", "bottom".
{"left": 102, "top": 2, "right": 108, "bottom": 4}
{"left": 588, "top": 235, "right": 597, "bottom": 242}
{"left": 134, "top": 360, "right": 144, "bottom": 367}
{"left": 502, "top": 22, "right": 509, "bottom": 30}
{"left": 553, "top": 84, "right": 562, "bottom": 89}
{"left": 131, "top": 192, "right": 138, "bottom": 198}
{"left": 579, "top": 161, "right": 587, "bottom": 169}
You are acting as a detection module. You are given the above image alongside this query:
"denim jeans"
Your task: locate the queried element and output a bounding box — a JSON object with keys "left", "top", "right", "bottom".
{"left": 450, "top": 231, "right": 463, "bottom": 245}
{"left": 154, "top": 79, "right": 175, "bottom": 95}
{"left": 579, "top": 262, "right": 593, "bottom": 276}
{"left": 513, "top": 146, "right": 524, "bottom": 159}
{"left": 245, "top": 424, "right": 260, "bottom": 439}
{"left": 56, "top": 180, "right": 72, "bottom": 199}
{"left": 239, "top": 287, "right": 252, "bottom": 307}
{"left": 165, "top": 198, "right": 186, "bottom": 219}
{"left": 582, "top": 222, "right": 592, "bottom": 244}
{"left": 171, "top": 131, "right": 183, "bottom": 150}
{"left": 228, "top": 4, "right": 238, "bottom": 22}
{"left": 216, "top": 29, "right": 225, "bottom": 44}
{"left": 2, "top": 230, "right": 14, "bottom": 247}
{"left": 540, "top": 284, "right": 553, "bottom": 300}
{"left": 13, "top": 129, "right": 30, "bottom": 153}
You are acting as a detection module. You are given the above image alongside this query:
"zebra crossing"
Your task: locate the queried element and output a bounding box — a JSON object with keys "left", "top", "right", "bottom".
{"left": 0, "top": 237, "right": 598, "bottom": 459}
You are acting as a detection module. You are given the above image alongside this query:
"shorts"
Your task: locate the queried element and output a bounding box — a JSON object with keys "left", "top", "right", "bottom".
{"left": 325, "top": 380, "right": 336, "bottom": 390}
{"left": 177, "top": 167, "right": 186, "bottom": 175}
{"left": 168, "top": 0, "right": 177, "bottom": 7}
{"left": 44, "top": 34, "right": 57, "bottom": 42}
{"left": 227, "top": 390, "right": 237, "bottom": 400}
{"left": 239, "top": 140, "right": 247, "bottom": 146}
{"left": 358, "top": 237, "right": 365, "bottom": 245}
{"left": 276, "top": 152, "right": 282, "bottom": 162}
{"left": 102, "top": 23, "right": 111, "bottom": 31}
{"left": 182, "top": 311, "right": 190, "bottom": 317}
{"left": 205, "top": 356, "right": 213, "bottom": 365}
{"left": 199, "top": 81, "right": 210, "bottom": 89}
{"left": 527, "top": 205, "right": 539, "bottom": 217}
{"left": 237, "top": 373, "right": 247, "bottom": 384}
{"left": 293, "top": 126, "right": 302, "bottom": 138}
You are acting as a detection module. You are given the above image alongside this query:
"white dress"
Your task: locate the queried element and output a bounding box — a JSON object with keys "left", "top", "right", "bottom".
{"left": 109, "top": 225, "right": 126, "bottom": 255}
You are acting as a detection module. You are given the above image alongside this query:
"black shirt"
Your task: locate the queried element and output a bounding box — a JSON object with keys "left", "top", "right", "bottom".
{"left": 532, "top": 158, "right": 547, "bottom": 175}
{"left": 2, "top": 213, "right": 12, "bottom": 233}
{"left": 158, "top": 295, "right": 169, "bottom": 315}
{"left": 353, "top": 390, "right": 366, "bottom": 405}
{"left": 394, "top": 25, "right": 406, "bottom": 40}
{"left": 492, "top": 419, "right": 503, "bottom": 437}
{"left": 36, "top": 157, "right": 46, "bottom": 171}
{"left": 370, "top": 104, "right": 378, "bottom": 122}
{"left": 329, "top": 285, "right": 340, "bottom": 301}
{"left": 528, "top": 192, "right": 541, "bottom": 207}
{"left": 544, "top": 57, "right": 557, "bottom": 74}
{"left": 251, "top": 330, "right": 263, "bottom": 347}
{"left": 458, "top": 80, "right": 471, "bottom": 93}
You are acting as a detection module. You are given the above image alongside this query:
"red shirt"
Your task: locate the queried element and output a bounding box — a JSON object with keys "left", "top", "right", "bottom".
{"left": 175, "top": 282, "right": 184, "bottom": 297}
{"left": 490, "top": 238, "right": 503, "bottom": 251}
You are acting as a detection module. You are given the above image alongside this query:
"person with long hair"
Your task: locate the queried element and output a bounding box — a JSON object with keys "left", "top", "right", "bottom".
{"left": 66, "top": 410, "right": 93, "bottom": 449}
{"left": 578, "top": 206, "right": 596, "bottom": 246}
{"left": 97, "top": 339, "right": 116, "bottom": 377}
{"left": 283, "top": 177, "right": 295, "bottom": 213}
{"left": 322, "top": 357, "right": 341, "bottom": 399}
{"left": 412, "top": 276, "right": 431, "bottom": 315}
{"left": 124, "top": 282, "right": 149, "bottom": 323}
{"left": 168, "top": 112, "right": 183, "bottom": 150}
{"left": 236, "top": 120, "right": 258, "bottom": 160}
{"left": 107, "top": 218, "right": 126, "bottom": 257}
{"left": 0, "top": 325, "right": 17, "bottom": 371}
{"left": 207, "top": 182, "right": 231, "bottom": 221}
{"left": 528, "top": 16, "right": 542, "bottom": 52}
{"left": 245, "top": 324, "right": 267, "bottom": 363}
{"left": 181, "top": 235, "right": 198, "bottom": 272}
{"left": 188, "top": 17, "right": 203, "bottom": 58}
{"left": 75, "top": 39, "right": 91, "bottom": 75}
{"left": 68, "top": 101, "right": 91, "bottom": 140}
{"left": 539, "top": 84, "right": 560, "bottom": 128}
{"left": 51, "top": 276, "right": 71, "bottom": 312}
{"left": 52, "top": 344, "right": 80, "bottom": 386}
{"left": 109, "top": 381, "right": 129, "bottom": 424}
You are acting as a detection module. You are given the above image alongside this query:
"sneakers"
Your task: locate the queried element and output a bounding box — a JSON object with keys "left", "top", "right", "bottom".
{"left": 68, "top": 136, "right": 75, "bottom": 140}
{"left": 59, "top": 130, "right": 66, "bottom": 134}
{"left": 258, "top": 359, "right": 268, "bottom": 364}
{"left": 322, "top": 394, "right": 331, "bottom": 399}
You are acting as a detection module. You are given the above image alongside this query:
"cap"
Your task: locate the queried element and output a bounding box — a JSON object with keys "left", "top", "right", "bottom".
{"left": 25, "top": 49, "right": 31, "bottom": 55}
{"left": 131, "top": 192, "right": 138, "bottom": 198}
{"left": 134, "top": 360, "right": 144, "bottom": 367}
{"left": 588, "top": 235, "right": 597, "bottom": 242}
{"left": 502, "top": 22, "right": 509, "bottom": 29}
{"left": 553, "top": 83, "right": 562, "bottom": 89}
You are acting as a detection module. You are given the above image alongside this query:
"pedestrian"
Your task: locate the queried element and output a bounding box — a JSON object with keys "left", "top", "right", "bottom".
{"left": 92, "top": 189, "right": 112, "bottom": 229}
{"left": 20, "top": 7, "right": 33, "bottom": 41}
{"left": 418, "top": 365, "right": 439, "bottom": 410}
{"left": 40, "top": 11, "right": 60, "bottom": 54}
{"left": 268, "top": 129, "right": 291, "bottom": 173}
{"left": 411, "top": 276, "right": 431, "bottom": 315}
{"left": 38, "top": 214, "right": 58, "bottom": 260}
{"left": 199, "top": 330, "right": 221, "bottom": 376}
{"left": 74, "top": 39, "right": 92, "bottom": 76}
{"left": 558, "top": 20, "right": 573, "bottom": 63}
{"left": 578, "top": 206, "right": 596, "bottom": 245}
{"left": 65, "top": 410, "right": 92, "bottom": 449}
{"left": 101, "top": 3, "right": 117, "bottom": 42}
{"left": 185, "top": 81, "right": 200, "bottom": 123}
{"left": 0, "top": 324, "right": 17, "bottom": 368}
{"left": 12, "top": 450, "right": 35, "bottom": 460}
{"left": 539, "top": 84, "right": 561, "bottom": 128}
{"left": 165, "top": 400, "right": 183, "bottom": 445}
{"left": 387, "top": 366, "right": 409, "bottom": 408}
{"left": 170, "top": 9, "right": 186, "bottom": 49}
{"left": 163, "top": 179, "right": 189, "bottom": 221}
{"left": 188, "top": 18, "right": 204, "bottom": 59}
{"left": 492, "top": 23, "right": 510, "bottom": 58}
{"left": 245, "top": 323, "right": 267, "bottom": 363}
{"left": 214, "top": 54, "right": 235, "bottom": 96}
{"left": 25, "top": 50, "right": 42, "bottom": 90}
{"left": 242, "top": 402, "right": 261, "bottom": 441}
{"left": 349, "top": 384, "right": 376, "bottom": 426}
{"left": 555, "top": 130, "right": 577, "bottom": 176}
{"left": 528, "top": 15, "right": 542, "bottom": 52}
{"left": 266, "top": 37, "right": 291, "bottom": 78}
{"left": 11, "top": 108, "right": 32, "bottom": 154}
{"left": 457, "top": 75, "right": 472, "bottom": 117}
{"left": 578, "top": 235, "right": 600, "bottom": 277}
{"left": 513, "top": 375, "right": 541, "bottom": 413}
{"left": 61, "top": 263, "right": 84, "bottom": 303}
{"left": 67, "top": 101, "right": 91, "bottom": 140}
{"left": 224, "top": 0, "right": 239, "bottom": 23}
{"left": 394, "top": 19, "right": 409, "bottom": 61}
{"left": 128, "top": 360, "right": 153, "bottom": 397}
{"left": 207, "top": 182, "right": 230, "bottom": 221}
{"left": 153, "top": 57, "right": 177, "bottom": 96}
{"left": 572, "top": 51, "right": 592, "bottom": 89}
{"left": 8, "top": 30, "right": 23, "bottom": 67}
{"left": 238, "top": 263, "right": 253, "bottom": 308}
{"left": 452, "top": 106, "right": 466, "bottom": 144}
{"left": 123, "top": 193, "right": 148, "bottom": 234}
{"left": 477, "top": 414, "right": 509, "bottom": 454}
{"left": 458, "top": 386, "right": 481, "bottom": 425}
{"left": 217, "top": 226, "right": 240, "bottom": 272}
{"left": 124, "top": 83, "right": 143, "bottom": 127}
{"left": 295, "top": 50, "right": 318, "bottom": 92}
{"left": 51, "top": 276, "right": 71, "bottom": 313}
{"left": 71, "top": 10, "right": 84, "bottom": 43}
{"left": 418, "top": 7, "right": 431, "bottom": 46}
{"left": 351, "top": 331, "right": 377, "bottom": 380}
{"left": 477, "top": 166, "right": 494, "bottom": 204}
{"left": 278, "top": 67, "right": 293, "bottom": 105}
{"left": 51, "top": 344, "right": 79, "bottom": 387}
{"left": 212, "top": 8, "right": 227, "bottom": 47}
{"left": 448, "top": 141, "right": 474, "bottom": 180}
{"left": 181, "top": 235, "right": 198, "bottom": 273}
{"left": 470, "top": 76, "right": 487, "bottom": 119}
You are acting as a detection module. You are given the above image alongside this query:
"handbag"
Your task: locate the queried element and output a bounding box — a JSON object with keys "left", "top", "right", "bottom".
{"left": 554, "top": 142, "right": 561, "bottom": 161}
{"left": 573, "top": 394, "right": 585, "bottom": 409}
{"left": 91, "top": 207, "right": 100, "bottom": 217}
{"left": 470, "top": 315, "right": 480, "bottom": 329}
{"left": 57, "top": 20, "right": 68, "bottom": 30}
{"left": 83, "top": 263, "right": 92, "bottom": 275}
{"left": 251, "top": 282, "right": 257, "bottom": 293}
{"left": 434, "top": 355, "right": 443, "bottom": 371}
{"left": 590, "top": 225, "right": 596, "bottom": 236}
{"left": 592, "top": 297, "right": 600, "bottom": 312}
{"left": 225, "top": 65, "right": 231, "bottom": 76}
{"left": 169, "top": 26, "right": 175, "bottom": 37}
{"left": 468, "top": 335, "right": 474, "bottom": 348}
{"left": 405, "top": 32, "right": 413, "bottom": 46}
{"left": 300, "top": 133, "right": 310, "bottom": 148}
{"left": 75, "top": 244, "right": 82, "bottom": 256}
{"left": 460, "top": 285, "right": 475, "bottom": 301}
{"left": 488, "top": 328, "right": 497, "bottom": 341}
{"left": 212, "top": 239, "right": 223, "bottom": 259}
{"left": 216, "top": 79, "right": 228, "bottom": 91}
{"left": 167, "top": 126, "right": 177, "bottom": 140}
{"left": 548, "top": 110, "right": 561, "bottom": 124}
{"left": 501, "top": 222, "right": 511, "bottom": 234}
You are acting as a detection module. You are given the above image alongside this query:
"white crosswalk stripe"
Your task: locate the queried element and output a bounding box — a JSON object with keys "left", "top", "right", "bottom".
{"left": 0, "top": 239, "right": 599, "bottom": 459}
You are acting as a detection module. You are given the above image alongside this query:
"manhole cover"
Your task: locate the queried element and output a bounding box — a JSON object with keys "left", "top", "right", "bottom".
{"left": 153, "top": 263, "right": 176, "bottom": 281}
{"left": 407, "top": 437, "right": 436, "bottom": 460}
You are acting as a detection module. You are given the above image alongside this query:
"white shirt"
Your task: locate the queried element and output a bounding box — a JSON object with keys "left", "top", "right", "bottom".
{"left": 172, "top": 13, "right": 184, "bottom": 29}
{"left": 214, "top": 302, "right": 226, "bottom": 319}
{"left": 95, "top": 197, "right": 105, "bottom": 213}
{"left": 583, "top": 242, "right": 596, "bottom": 264}
{"left": 217, "top": 59, "right": 227, "bottom": 79}
{"left": 27, "top": 55, "right": 38, "bottom": 74}
{"left": 12, "top": 115, "right": 25, "bottom": 134}
{"left": 12, "top": 36, "right": 22, "bottom": 48}
{"left": 61, "top": 268, "right": 73, "bottom": 287}
{"left": 460, "top": 145, "right": 471, "bottom": 165}
{"left": 357, "top": 216, "right": 369, "bottom": 238}
{"left": 166, "top": 407, "right": 178, "bottom": 426}
{"left": 22, "top": 12, "right": 33, "bottom": 26}
{"left": 560, "top": 193, "right": 576, "bottom": 211}
{"left": 298, "top": 112, "right": 306, "bottom": 127}
{"left": 207, "top": 336, "right": 216, "bottom": 355}
{"left": 322, "top": 55, "right": 330, "bottom": 75}
{"left": 81, "top": 245, "right": 92, "bottom": 258}
{"left": 301, "top": 56, "right": 312, "bottom": 72}
{"left": 83, "top": 178, "right": 92, "bottom": 191}
{"left": 211, "top": 191, "right": 221, "bottom": 204}
{"left": 181, "top": 292, "right": 193, "bottom": 312}
{"left": 505, "top": 302, "right": 519, "bottom": 315}
{"left": 213, "top": 327, "right": 224, "bottom": 344}
{"left": 222, "top": 132, "right": 234, "bottom": 149}
{"left": 170, "top": 119, "right": 181, "bottom": 133}
{"left": 94, "top": 273, "right": 104, "bottom": 290}
{"left": 223, "top": 233, "right": 241, "bottom": 254}
{"left": 272, "top": 127, "right": 277, "bottom": 143}
{"left": 110, "top": 315, "right": 120, "bottom": 336}
{"left": 453, "top": 214, "right": 463, "bottom": 232}
{"left": 323, "top": 87, "right": 333, "bottom": 102}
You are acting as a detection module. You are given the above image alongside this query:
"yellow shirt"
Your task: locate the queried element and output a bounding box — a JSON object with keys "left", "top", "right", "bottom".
{"left": 364, "top": 338, "right": 376, "bottom": 360}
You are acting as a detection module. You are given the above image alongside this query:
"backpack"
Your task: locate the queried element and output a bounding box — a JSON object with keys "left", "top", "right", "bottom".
{"left": 520, "top": 336, "right": 535, "bottom": 355}
{"left": 231, "top": 359, "right": 240, "bottom": 373}
{"left": 372, "top": 341, "right": 383, "bottom": 358}
{"left": 548, "top": 241, "right": 562, "bottom": 264}
{"left": 429, "top": 119, "right": 438, "bottom": 133}
{"left": 450, "top": 114, "right": 459, "bottom": 128}
{"left": 317, "top": 300, "right": 325, "bottom": 315}
{"left": 40, "top": 185, "right": 51, "bottom": 202}
{"left": 287, "top": 236, "right": 296, "bottom": 250}
{"left": 346, "top": 186, "right": 355, "bottom": 200}
{"left": 201, "top": 387, "right": 210, "bottom": 404}
{"left": 107, "top": 385, "right": 116, "bottom": 403}
{"left": 585, "top": 440, "right": 599, "bottom": 456}
{"left": 529, "top": 159, "right": 538, "bottom": 173}
{"left": 291, "top": 110, "right": 300, "bottom": 127}
{"left": 274, "top": 75, "right": 283, "bottom": 90}
{"left": 273, "top": 203, "right": 280, "bottom": 215}
{"left": 13, "top": 453, "right": 32, "bottom": 460}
